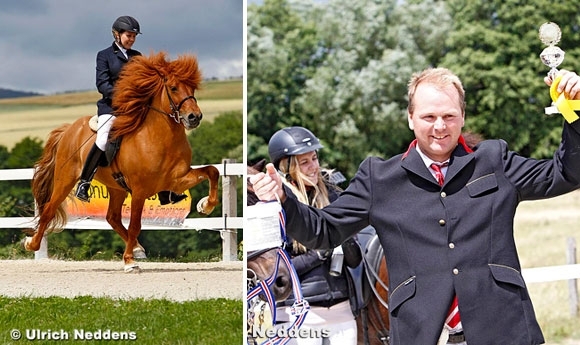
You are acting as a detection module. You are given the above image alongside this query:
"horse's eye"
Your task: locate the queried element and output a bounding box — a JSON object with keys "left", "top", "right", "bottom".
{"left": 170, "top": 86, "right": 178, "bottom": 92}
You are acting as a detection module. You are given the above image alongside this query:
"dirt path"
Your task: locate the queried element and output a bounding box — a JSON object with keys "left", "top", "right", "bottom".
{"left": 0, "top": 259, "right": 242, "bottom": 302}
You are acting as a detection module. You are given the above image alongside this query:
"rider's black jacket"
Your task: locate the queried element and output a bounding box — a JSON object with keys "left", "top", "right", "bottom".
{"left": 96, "top": 42, "right": 141, "bottom": 115}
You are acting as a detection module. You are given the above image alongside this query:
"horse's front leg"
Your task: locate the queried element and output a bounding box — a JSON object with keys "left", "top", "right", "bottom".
{"left": 183, "top": 165, "right": 220, "bottom": 215}
{"left": 106, "top": 188, "right": 147, "bottom": 260}
{"left": 123, "top": 195, "right": 146, "bottom": 273}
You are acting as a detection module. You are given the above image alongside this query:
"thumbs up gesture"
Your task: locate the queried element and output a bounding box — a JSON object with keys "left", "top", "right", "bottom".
{"left": 248, "top": 163, "right": 286, "bottom": 202}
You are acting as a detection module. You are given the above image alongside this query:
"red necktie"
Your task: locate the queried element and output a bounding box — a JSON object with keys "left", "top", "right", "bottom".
{"left": 446, "top": 296, "right": 461, "bottom": 329}
{"left": 430, "top": 163, "right": 462, "bottom": 330}
{"left": 430, "top": 163, "right": 447, "bottom": 186}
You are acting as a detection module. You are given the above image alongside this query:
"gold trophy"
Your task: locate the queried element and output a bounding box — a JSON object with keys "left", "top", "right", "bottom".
{"left": 539, "top": 22, "right": 565, "bottom": 114}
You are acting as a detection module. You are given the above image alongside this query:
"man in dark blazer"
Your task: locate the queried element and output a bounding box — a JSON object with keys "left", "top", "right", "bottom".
{"left": 250, "top": 67, "right": 580, "bottom": 345}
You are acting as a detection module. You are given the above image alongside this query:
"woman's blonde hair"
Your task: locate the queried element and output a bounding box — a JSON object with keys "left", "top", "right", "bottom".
{"left": 278, "top": 155, "right": 331, "bottom": 208}
{"left": 278, "top": 154, "right": 331, "bottom": 254}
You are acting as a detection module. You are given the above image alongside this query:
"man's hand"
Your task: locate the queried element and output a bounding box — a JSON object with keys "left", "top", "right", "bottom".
{"left": 248, "top": 163, "right": 286, "bottom": 202}
{"left": 545, "top": 69, "right": 580, "bottom": 100}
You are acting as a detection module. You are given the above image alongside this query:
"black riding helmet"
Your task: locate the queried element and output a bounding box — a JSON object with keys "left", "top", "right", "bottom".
{"left": 112, "top": 15, "right": 141, "bottom": 34}
{"left": 268, "top": 126, "right": 323, "bottom": 170}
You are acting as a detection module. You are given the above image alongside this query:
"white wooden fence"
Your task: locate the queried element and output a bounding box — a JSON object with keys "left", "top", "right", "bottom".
{"left": 522, "top": 237, "right": 579, "bottom": 316}
{"left": 0, "top": 160, "right": 244, "bottom": 261}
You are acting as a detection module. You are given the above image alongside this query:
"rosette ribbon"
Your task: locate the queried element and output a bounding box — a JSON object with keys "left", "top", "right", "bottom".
{"left": 551, "top": 75, "right": 580, "bottom": 123}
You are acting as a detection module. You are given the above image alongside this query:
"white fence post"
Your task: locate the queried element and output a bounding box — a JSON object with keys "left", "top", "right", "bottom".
{"left": 34, "top": 236, "right": 49, "bottom": 260}
{"left": 567, "top": 237, "right": 578, "bottom": 317}
{"left": 221, "top": 158, "right": 239, "bottom": 261}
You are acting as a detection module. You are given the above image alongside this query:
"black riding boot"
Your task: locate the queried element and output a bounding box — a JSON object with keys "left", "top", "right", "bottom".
{"left": 158, "top": 190, "right": 188, "bottom": 205}
{"left": 75, "top": 144, "right": 104, "bottom": 202}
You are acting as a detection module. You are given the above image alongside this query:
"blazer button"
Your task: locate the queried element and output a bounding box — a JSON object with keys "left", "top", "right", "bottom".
{"left": 449, "top": 243, "right": 455, "bottom": 249}
{"left": 440, "top": 191, "right": 447, "bottom": 198}
{"left": 439, "top": 219, "right": 446, "bottom": 226}
{"left": 453, "top": 268, "right": 459, "bottom": 275}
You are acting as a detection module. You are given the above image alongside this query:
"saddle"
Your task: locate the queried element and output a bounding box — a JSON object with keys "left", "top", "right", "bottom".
{"left": 89, "top": 115, "right": 122, "bottom": 167}
{"left": 355, "top": 226, "right": 384, "bottom": 306}
{"left": 343, "top": 226, "right": 380, "bottom": 317}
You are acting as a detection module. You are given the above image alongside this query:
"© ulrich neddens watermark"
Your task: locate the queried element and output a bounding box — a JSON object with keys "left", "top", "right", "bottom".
{"left": 10, "top": 329, "right": 137, "bottom": 341}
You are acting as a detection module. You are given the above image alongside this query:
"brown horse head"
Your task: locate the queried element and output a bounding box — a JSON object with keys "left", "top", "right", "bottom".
{"left": 111, "top": 51, "right": 204, "bottom": 138}
{"left": 247, "top": 248, "right": 292, "bottom": 302}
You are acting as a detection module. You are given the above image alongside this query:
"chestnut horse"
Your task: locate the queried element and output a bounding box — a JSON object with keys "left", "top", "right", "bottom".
{"left": 24, "top": 51, "right": 220, "bottom": 272}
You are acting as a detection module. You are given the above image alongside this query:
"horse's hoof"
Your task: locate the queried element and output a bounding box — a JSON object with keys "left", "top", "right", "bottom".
{"left": 196, "top": 196, "right": 214, "bottom": 214}
{"left": 124, "top": 263, "right": 141, "bottom": 273}
{"left": 21, "top": 237, "right": 33, "bottom": 251}
{"left": 133, "top": 247, "right": 147, "bottom": 259}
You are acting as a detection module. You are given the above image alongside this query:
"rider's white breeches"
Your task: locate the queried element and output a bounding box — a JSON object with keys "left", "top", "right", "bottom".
{"left": 96, "top": 114, "right": 115, "bottom": 151}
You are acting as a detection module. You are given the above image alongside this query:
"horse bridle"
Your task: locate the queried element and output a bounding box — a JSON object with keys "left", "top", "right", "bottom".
{"left": 247, "top": 247, "right": 274, "bottom": 293}
{"left": 247, "top": 247, "right": 309, "bottom": 345}
{"left": 148, "top": 82, "right": 198, "bottom": 126}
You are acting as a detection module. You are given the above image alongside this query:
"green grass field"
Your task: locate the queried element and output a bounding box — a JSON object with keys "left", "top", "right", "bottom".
{"left": 0, "top": 296, "right": 241, "bottom": 345}
{"left": 0, "top": 79, "right": 242, "bottom": 149}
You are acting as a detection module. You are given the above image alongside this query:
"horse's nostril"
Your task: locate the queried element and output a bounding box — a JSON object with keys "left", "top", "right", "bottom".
{"left": 188, "top": 113, "right": 202, "bottom": 122}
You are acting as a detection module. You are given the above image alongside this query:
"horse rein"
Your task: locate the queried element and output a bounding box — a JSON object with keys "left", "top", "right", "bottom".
{"left": 361, "top": 255, "right": 390, "bottom": 344}
{"left": 148, "top": 82, "right": 198, "bottom": 126}
{"left": 362, "top": 255, "right": 390, "bottom": 310}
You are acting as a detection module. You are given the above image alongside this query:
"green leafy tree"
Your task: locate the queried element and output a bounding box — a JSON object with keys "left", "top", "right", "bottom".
{"left": 0, "top": 137, "right": 44, "bottom": 258}
{"left": 0, "top": 145, "right": 9, "bottom": 169}
{"left": 0, "top": 137, "right": 43, "bottom": 217}
{"left": 295, "top": 0, "right": 450, "bottom": 176}
{"left": 247, "top": 0, "right": 325, "bottom": 161}
{"left": 441, "top": 0, "right": 580, "bottom": 158}
{"left": 248, "top": 0, "right": 451, "bottom": 177}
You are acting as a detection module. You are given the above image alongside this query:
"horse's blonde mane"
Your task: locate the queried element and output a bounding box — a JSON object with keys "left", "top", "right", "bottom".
{"left": 110, "top": 51, "right": 202, "bottom": 139}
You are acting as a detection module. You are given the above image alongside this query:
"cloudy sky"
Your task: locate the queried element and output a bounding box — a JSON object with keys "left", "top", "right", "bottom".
{"left": 0, "top": 0, "right": 243, "bottom": 94}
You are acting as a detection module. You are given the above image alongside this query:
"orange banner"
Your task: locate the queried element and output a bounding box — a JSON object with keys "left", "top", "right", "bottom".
{"left": 66, "top": 181, "right": 191, "bottom": 226}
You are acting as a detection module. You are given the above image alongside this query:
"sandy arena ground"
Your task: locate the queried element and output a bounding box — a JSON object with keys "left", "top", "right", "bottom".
{"left": 0, "top": 259, "right": 242, "bottom": 301}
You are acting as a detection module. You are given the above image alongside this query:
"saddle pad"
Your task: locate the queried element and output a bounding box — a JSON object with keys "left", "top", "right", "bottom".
{"left": 89, "top": 115, "right": 98, "bottom": 132}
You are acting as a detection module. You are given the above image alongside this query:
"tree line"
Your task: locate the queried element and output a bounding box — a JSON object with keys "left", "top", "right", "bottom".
{"left": 247, "top": 0, "right": 580, "bottom": 179}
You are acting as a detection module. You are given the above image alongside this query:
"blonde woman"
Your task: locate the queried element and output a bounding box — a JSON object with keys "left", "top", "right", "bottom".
{"left": 268, "top": 126, "right": 361, "bottom": 345}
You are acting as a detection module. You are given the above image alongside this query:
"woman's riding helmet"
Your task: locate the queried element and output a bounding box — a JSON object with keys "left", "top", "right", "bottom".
{"left": 112, "top": 16, "right": 141, "bottom": 34}
{"left": 268, "top": 126, "right": 323, "bottom": 170}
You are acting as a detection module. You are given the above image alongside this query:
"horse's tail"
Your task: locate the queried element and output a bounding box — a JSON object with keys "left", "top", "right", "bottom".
{"left": 32, "top": 124, "right": 70, "bottom": 232}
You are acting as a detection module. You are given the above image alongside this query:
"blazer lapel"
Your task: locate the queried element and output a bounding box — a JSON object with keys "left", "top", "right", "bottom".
{"left": 401, "top": 149, "right": 438, "bottom": 185}
{"left": 400, "top": 144, "right": 475, "bottom": 187}
{"left": 446, "top": 145, "right": 474, "bottom": 185}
